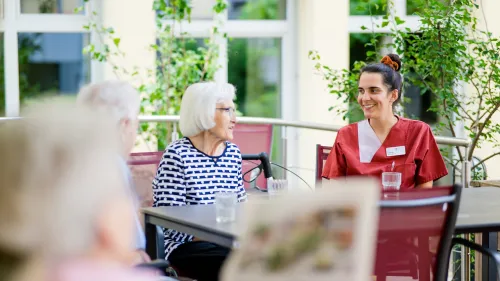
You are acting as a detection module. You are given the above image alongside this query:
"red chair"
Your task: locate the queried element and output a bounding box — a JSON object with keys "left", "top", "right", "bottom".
{"left": 127, "top": 152, "right": 164, "bottom": 208}
{"left": 375, "top": 185, "right": 462, "bottom": 281}
{"left": 316, "top": 144, "right": 332, "bottom": 184}
{"left": 232, "top": 124, "right": 273, "bottom": 190}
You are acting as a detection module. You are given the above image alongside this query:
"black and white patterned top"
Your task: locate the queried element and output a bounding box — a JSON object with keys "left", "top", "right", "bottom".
{"left": 152, "top": 137, "right": 247, "bottom": 259}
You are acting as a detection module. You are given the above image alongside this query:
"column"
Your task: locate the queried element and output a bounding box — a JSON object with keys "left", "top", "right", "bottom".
{"left": 295, "top": 0, "right": 349, "bottom": 186}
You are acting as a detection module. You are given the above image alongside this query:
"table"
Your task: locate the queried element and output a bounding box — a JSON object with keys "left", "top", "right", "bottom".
{"left": 454, "top": 187, "right": 500, "bottom": 281}
{"left": 144, "top": 187, "right": 500, "bottom": 280}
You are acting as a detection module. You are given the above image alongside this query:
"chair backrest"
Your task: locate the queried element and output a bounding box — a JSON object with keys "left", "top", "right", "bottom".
{"left": 232, "top": 124, "right": 273, "bottom": 189}
{"left": 375, "top": 185, "right": 462, "bottom": 281}
{"left": 316, "top": 144, "right": 332, "bottom": 184}
{"left": 127, "top": 152, "right": 164, "bottom": 208}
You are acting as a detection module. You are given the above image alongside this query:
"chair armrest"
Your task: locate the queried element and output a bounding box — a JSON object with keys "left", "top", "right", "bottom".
{"left": 136, "top": 260, "right": 198, "bottom": 281}
{"left": 452, "top": 237, "right": 500, "bottom": 280}
{"left": 136, "top": 259, "right": 170, "bottom": 270}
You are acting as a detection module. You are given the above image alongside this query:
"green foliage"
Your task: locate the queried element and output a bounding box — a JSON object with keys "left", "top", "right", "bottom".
{"left": 81, "top": 0, "right": 227, "bottom": 150}
{"left": 0, "top": 34, "right": 44, "bottom": 116}
{"left": 313, "top": 0, "right": 500, "bottom": 180}
{"left": 350, "top": 0, "right": 388, "bottom": 16}
{"left": 239, "top": 0, "right": 285, "bottom": 19}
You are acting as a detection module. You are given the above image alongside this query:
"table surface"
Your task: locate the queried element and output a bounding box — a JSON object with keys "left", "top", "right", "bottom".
{"left": 142, "top": 187, "right": 500, "bottom": 240}
{"left": 455, "top": 187, "right": 500, "bottom": 233}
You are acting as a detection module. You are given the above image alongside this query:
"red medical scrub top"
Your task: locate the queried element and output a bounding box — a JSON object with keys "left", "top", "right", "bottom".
{"left": 322, "top": 117, "right": 448, "bottom": 189}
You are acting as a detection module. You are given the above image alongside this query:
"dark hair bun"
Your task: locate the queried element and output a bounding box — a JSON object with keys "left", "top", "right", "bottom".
{"left": 380, "top": 53, "right": 402, "bottom": 72}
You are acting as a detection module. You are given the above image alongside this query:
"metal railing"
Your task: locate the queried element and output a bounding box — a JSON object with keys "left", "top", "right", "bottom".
{"left": 138, "top": 115, "right": 472, "bottom": 188}
{"left": 0, "top": 115, "right": 472, "bottom": 187}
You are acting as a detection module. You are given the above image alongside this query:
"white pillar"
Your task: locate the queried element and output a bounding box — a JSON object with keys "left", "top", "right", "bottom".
{"left": 3, "top": 0, "right": 20, "bottom": 116}
{"left": 101, "top": 0, "right": 156, "bottom": 84}
{"left": 295, "top": 0, "right": 349, "bottom": 187}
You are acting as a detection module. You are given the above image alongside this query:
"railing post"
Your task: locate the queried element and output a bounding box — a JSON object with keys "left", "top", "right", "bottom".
{"left": 172, "top": 123, "right": 179, "bottom": 142}
{"left": 463, "top": 146, "right": 470, "bottom": 189}
{"left": 282, "top": 126, "right": 288, "bottom": 180}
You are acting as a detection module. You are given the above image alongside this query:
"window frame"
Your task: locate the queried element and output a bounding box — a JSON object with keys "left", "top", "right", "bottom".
{"left": 1, "top": 0, "right": 297, "bottom": 122}
{"left": 1, "top": 0, "right": 93, "bottom": 116}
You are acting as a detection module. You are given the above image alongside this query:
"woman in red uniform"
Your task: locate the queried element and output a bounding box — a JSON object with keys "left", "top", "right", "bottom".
{"left": 322, "top": 54, "right": 448, "bottom": 189}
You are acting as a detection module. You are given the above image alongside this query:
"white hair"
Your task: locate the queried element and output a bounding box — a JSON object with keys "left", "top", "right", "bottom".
{"left": 179, "top": 82, "right": 236, "bottom": 137}
{"left": 76, "top": 80, "right": 140, "bottom": 123}
{"left": 0, "top": 100, "right": 126, "bottom": 258}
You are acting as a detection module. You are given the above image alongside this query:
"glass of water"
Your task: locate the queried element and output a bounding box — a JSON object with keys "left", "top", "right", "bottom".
{"left": 382, "top": 172, "right": 402, "bottom": 198}
{"left": 215, "top": 192, "right": 238, "bottom": 223}
{"left": 267, "top": 179, "right": 288, "bottom": 198}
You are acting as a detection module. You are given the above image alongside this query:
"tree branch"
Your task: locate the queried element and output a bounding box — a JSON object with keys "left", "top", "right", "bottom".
{"left": 450, "top": 92, "right": 474, "bottom": 121}
{"left": 469, "top": 101, "right": 500, "bottom": 160}
{"left": 472, "top": 151, "right": 500, "bottom": 170}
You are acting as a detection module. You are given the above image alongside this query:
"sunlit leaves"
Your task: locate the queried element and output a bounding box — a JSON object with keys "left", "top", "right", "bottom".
{"left": 312, "top": 0, "right": 500, "bottom": 174}
{"left": 81, "top": 0, "right": 226, "bottom": 150}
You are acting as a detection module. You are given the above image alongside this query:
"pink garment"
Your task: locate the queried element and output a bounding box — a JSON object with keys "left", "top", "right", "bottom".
{"left": 51, "top": 259, "right": 159, "bottom": 281}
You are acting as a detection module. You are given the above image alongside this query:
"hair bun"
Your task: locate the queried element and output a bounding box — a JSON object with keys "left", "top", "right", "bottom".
{"left": 380, "top": 54, "right": 401, "bottom": 71}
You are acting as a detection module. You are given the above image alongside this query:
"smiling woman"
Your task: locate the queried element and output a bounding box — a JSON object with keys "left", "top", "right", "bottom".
{"left": 322, "top": 54, "right": 448, "bottom": 190}
{"left": 152, "top": 82, "right": 246, "bottom": 281}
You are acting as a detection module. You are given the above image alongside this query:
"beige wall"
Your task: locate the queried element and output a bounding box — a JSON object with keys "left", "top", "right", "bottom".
{"left": 101, "top": 0, "right": 157, "bottom": 152}
{"left": 295, "top": 0, "right": 349, "bottom": 186}
{"left": 101, "top": 0, "right": 156, "bottom": 84}
{"left": 469, "top": 0, "right": 500, "bottom": 180}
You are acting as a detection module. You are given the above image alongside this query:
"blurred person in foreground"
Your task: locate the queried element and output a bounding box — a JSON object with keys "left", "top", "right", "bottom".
{"left": 152, "top": 82, "right": 247, "bottom": 281}
{"left": 76, "top": 80, "right": 150, "bottom": 263}
{"left": 0, "top": 101, "right": 157, "bottom": 281}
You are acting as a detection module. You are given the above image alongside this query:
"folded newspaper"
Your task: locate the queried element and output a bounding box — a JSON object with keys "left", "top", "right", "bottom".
{"left": 221, "top": 177, "right": 380, "bottom": 281}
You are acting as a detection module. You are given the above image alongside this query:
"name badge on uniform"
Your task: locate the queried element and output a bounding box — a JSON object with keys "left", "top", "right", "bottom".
{"left": 386, "top": 146, "right": 406, "bottom": 157}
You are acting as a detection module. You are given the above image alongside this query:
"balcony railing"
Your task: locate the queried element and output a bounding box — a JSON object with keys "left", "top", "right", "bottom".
{"left": 0, "top": 115, "right": 472, "bottom": 187}
{"left": 138, "top": 115, "right": 471, "bottom": 188}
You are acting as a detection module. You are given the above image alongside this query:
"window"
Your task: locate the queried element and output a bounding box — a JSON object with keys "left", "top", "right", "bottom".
{"left": 18, "top": 33, "right": 90, "bottom": 109}
{"left": 350, "top": 0, "right": 387, "bottom": 16}
{"left": 228, "top": 37, "right": 283, "bottom": 167}
{"left": 229, "top": 0, "right": 286, "bottom": 20}
{"left": 20, "top": 0, "right": 85, "bottom": 14}
{"left": 406, "top": 0, "right": 421, "bottom": 15}
{"left": 1, "top": 0, "right": 91, "bottom": 116}
{"left": 228, "top": 38, "right": 281, "bottom": 118}
{"left": 403, "top": 79, "right": 437, "bottom": 124}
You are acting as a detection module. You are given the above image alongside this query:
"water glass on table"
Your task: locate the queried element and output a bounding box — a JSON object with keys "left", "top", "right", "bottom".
{"left": 215, "top": 191, "right": 238, "bottom": 223}
{"left": 382, "top": 172, "right": 401, "bottom": 198}
{"left": 267, "top": 178, "right": 288, "bottom": 198}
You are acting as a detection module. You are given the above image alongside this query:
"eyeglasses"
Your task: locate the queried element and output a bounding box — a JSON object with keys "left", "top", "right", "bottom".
{"left": 216, "top": 107, "right": 236, "bottom": 117}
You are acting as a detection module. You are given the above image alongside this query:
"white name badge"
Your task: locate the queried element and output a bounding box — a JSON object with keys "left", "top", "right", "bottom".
{"left": 386, "top": 146, "right": 406, "bottom": 157}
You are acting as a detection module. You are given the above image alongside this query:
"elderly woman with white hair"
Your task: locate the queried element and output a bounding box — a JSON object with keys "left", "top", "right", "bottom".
{"left": 152, "top": 82, "right": 247, "bottom": 281}
{"left": 76, "top": 80, "right": 150, "bottom": 263}
{"left": 0, "top": 102, "right": 159, "bottom": 281}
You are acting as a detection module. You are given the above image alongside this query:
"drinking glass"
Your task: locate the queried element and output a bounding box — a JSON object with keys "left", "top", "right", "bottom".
{"left": 267, "top": 179, "right": 288, "bottom": 198}
{"left": 215, "top": 192, "right": 238, "bottom": 223}
{"left": 382, "top": 172, "right": 401, "bottom": 198}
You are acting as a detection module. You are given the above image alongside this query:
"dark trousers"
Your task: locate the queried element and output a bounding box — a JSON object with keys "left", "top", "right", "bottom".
{"left": 168, "top": 241, "right": 230, "bottom": 281}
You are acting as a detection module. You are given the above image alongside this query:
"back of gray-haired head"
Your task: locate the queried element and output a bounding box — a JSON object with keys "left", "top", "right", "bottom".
{"left": 0, "top": 100, "right": 126, "bottom": 258}
{"left": 77, "top": 80, "right": 141, "bottom": 123}
{"left": 179, "top": 82, "right": 236, "bottom": 137}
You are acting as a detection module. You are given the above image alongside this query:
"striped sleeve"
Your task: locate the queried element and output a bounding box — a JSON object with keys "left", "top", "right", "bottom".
{"left": 152, "top": 148, "right": 186, "bottom": 207}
